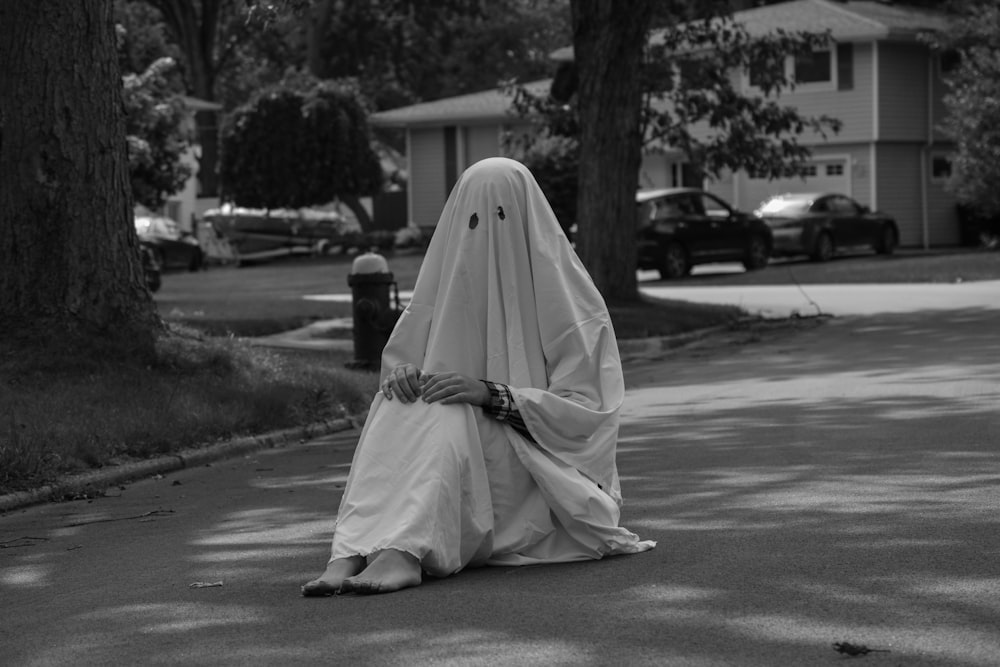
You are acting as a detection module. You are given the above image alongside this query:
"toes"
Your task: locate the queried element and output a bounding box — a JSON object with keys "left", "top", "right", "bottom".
{"left": 301, "top": 579, "right": 340, "bottom": 597}
{"left": 340, "top": 578, "right": 381, "bottom": 595}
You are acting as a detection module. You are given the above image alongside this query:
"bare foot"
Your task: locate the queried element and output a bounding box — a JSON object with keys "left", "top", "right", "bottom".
{"left": 301, "top": 555, "right": 365, "bottom": 597}
{"left": 339, "top": 549, "right": 422, "bottom": 595}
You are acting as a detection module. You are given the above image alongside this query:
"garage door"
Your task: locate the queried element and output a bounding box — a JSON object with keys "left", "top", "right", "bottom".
{"left": 738, "top": 158, "right": 850, "bottom": 213}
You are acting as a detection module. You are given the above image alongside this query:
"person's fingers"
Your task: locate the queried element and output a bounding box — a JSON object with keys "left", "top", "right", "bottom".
{"left": 388, "top": 364, "right": 423, "bottom": 402}
{"left": 422, "top": 373, "right": 477, "bottom": 405}
{"left": 401, "top": 365, "right": 422, "bottom": 396}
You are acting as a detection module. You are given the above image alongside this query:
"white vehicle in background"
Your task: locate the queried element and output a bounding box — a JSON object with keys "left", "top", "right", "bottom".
{"left": 202, "top": 205, "right": 362, "bottom": 265}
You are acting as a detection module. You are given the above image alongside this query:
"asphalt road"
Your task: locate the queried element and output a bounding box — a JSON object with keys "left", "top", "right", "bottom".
{"left": 2, "top": 306, "right": 999, "bottom": 665}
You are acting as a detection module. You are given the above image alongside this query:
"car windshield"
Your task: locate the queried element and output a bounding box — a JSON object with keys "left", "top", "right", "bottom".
{"left": 757, "top": 198, "right": 812, "bottom": 216}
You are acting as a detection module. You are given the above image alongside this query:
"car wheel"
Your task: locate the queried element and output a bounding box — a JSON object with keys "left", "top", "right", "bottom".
{"left": 151, "top": 247, "right": 166, "bottom": 269}
{"left": 811, "top": 232, "right": 834, "bottom": 262}
{"left": 742, "top": 235, "right": 770, "bottom": 271}
{"left": 875, "top": 226, "right": 898, "bottom": 255}
{"left": 188, "top": 249, "right": 204, "bottom": 272}
{"left": 658, "top": 243, "right": 689, "bottom": 280}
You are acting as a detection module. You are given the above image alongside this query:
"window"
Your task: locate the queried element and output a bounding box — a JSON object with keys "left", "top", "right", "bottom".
{"left": 794, "top": 49, "right": 832, "bottom": 85}
{"left": 931, "top": 154, "right": 953, "bottom": 182}
{"left": 676, "top": 58, "right": 702, "bottom": 85}
{"left": 746, "top": 47, "right": 838, "bottom": 93}
{"left": 827, "top": 196, "right": 859, "bottom": 214}
{"left": 939, "top": 50, "right": 961, "bottom": 76}
{"left": 826, "top": 163, "right": 844, "bottom": 177}
{"left": 800, "top": 165, "right": 818, "bottom": 177}
{"left": 699, "top": 193, "right": 731, "bottom": 218}
{"left": 653, "top": 198, "right": 684, "bottom": 220}
{"left": 748, "top": 61, "right": 769, "bottom": 90}
{"left": 837, "top": 43, "right": 854, "bottom": 90}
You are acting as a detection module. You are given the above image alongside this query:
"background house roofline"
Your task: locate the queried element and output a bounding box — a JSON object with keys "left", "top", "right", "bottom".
{"left": 547, "top": 0, "right": 949, "bottom": 65}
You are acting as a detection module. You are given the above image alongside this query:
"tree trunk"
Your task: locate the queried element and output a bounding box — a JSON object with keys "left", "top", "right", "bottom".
{"left": 570, "top": 0, "right": 652, "bottom": 302}
{"left": 307, "top": 0, "right": 336, "bottom": 79}
{"left": 340, "top": 194, "right": 374, "bottom": 232}
{"left": 0, "top": 0, "right": 161, "bottom": 355}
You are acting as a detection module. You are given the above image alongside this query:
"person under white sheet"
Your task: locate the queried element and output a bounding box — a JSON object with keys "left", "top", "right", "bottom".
{"left": 302, "top": 157, "right": 655, "bottom": 596}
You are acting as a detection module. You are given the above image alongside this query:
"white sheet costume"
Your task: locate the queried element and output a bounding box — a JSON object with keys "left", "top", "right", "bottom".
{"left": 327, "top": 157, "right": 655, "bottom": 577}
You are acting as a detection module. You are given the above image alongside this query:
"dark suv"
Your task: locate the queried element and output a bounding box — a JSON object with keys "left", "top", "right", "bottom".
{"left": 636, "top": 188, "right": 773, "bottom": 279}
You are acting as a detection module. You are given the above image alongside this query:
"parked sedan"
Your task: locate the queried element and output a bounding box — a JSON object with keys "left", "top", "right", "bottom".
{"left": 636, "top": 188, "right": 773, "bottom": 279}
{"left": 135, "top": 214, "right": 203, "bottom": 271}
{"left": 755, "top": 193, "right": 898, "bottom": 262}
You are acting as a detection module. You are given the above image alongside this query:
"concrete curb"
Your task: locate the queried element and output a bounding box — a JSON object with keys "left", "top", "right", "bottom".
{"left": 0, "top": 417, "right": 362, "bottom": 515}
{"left": 618, "top": 322, "right": 734, "bottom": 361}
{"left": 617, "top": 314, "right": 823, "bottom": 362}
{"left": 2, "top": 315, "right": 821, "bottom": 515}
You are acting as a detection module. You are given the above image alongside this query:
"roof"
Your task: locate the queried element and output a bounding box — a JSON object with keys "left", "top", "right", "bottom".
{"left": 549, "top": 0, "right": 950, "bottom": 62}
{"left": 370, "top": 79, "right": 551, "bottom": 128}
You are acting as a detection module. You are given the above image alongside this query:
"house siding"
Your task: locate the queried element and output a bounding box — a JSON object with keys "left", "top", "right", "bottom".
{"left": 878, "top": 43, "right": 932, "bottom": 141}
{"left": 875, "top": 142, "right": 952, "bottom": 247}
{"left": 409, "top": 128, "right": 448, "bottom": 227}
{"left": 784, "top": 41, "right": 875, "bottom": 145}
{"left": 716, "top": 42, "right": 875, "bottom": 145}
{"left": 925, "top": 149, "right": 960, "bottom": 245}
{"left": 930, "top": 53, "right": 951, "bottom": 143}
{"left": 462, "top": 124, "right": 504, "bottom": 169}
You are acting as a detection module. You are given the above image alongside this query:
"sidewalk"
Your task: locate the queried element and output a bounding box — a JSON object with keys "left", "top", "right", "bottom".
{"left": 3, "top": 307, "right": 999, "bottom": 665}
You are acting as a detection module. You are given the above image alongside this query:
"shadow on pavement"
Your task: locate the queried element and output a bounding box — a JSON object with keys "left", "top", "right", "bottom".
{"left": 2, "top": 308, "right": 999, "bottom": 666}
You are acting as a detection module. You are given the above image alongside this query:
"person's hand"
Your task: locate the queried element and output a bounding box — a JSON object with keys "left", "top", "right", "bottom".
{"left": 420, "top": 371, "right": 490, "bottom": 407}
{"left": 380, "top": 363, "right": 423, "bottom": 403}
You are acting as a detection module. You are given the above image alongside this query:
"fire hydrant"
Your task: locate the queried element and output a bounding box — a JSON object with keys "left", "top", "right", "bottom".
{"left": 346, "top": 251, "right": 402, "bottom": 370}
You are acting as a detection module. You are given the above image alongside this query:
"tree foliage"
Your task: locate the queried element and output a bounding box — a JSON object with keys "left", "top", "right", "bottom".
{"left": 123, "top": 0, "right": 571, "bottom": 112}
{"left": 514, "top": 134, "right": 579, "bottom": 237}
{"left": 134, "top": 0, "right": 256, "bottom": 100}
{"left": 218, "top": 76, "right": 382, "bottom": 210}
{"left": 307, "top": 0, "right": 570, "bottom": 111}
{"left": 640, "top": 16, "right": 841, "bottom": 180}
{"left": 509, "top": 10, "right": 842, "bottom": 189}
{"left": 927, "top": 0, "right": 1000, "bottom": 216}
{"left": 122, "top": 57, "right": 195, "bottom": 208}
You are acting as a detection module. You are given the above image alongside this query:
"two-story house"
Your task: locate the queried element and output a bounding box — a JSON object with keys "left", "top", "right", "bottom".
{"left": 370, "top": 0, "right": 956, "bottom": 248}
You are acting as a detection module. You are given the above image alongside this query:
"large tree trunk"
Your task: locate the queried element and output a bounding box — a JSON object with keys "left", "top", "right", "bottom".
{"left": 0, "top": 0, "right": 161, "bottom": 355}
{"left": 571, "top": 0, "right": 652, "bottom": 302}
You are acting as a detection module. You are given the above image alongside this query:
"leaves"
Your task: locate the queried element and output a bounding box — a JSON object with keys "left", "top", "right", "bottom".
{"left": 506, "top": 5, "right": 842, "bottom": 230}
{"left": 122, "top": 56, "right": 194, "bottom": 208}
{"left": 925, "top": 0, "right": 1000, "bottom": 216}
{"left": 219, "top": 76, "right": 383, "bottom": 209}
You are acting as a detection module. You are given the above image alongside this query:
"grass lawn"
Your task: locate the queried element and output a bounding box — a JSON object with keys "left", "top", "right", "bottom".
{"left": 156, "top": 249, "right": 745, "bottom": 339}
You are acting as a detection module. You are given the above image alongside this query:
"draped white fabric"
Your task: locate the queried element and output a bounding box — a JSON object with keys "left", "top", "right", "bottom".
{"left": 329, "top": 157, "right": 654, "bottom": 576}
